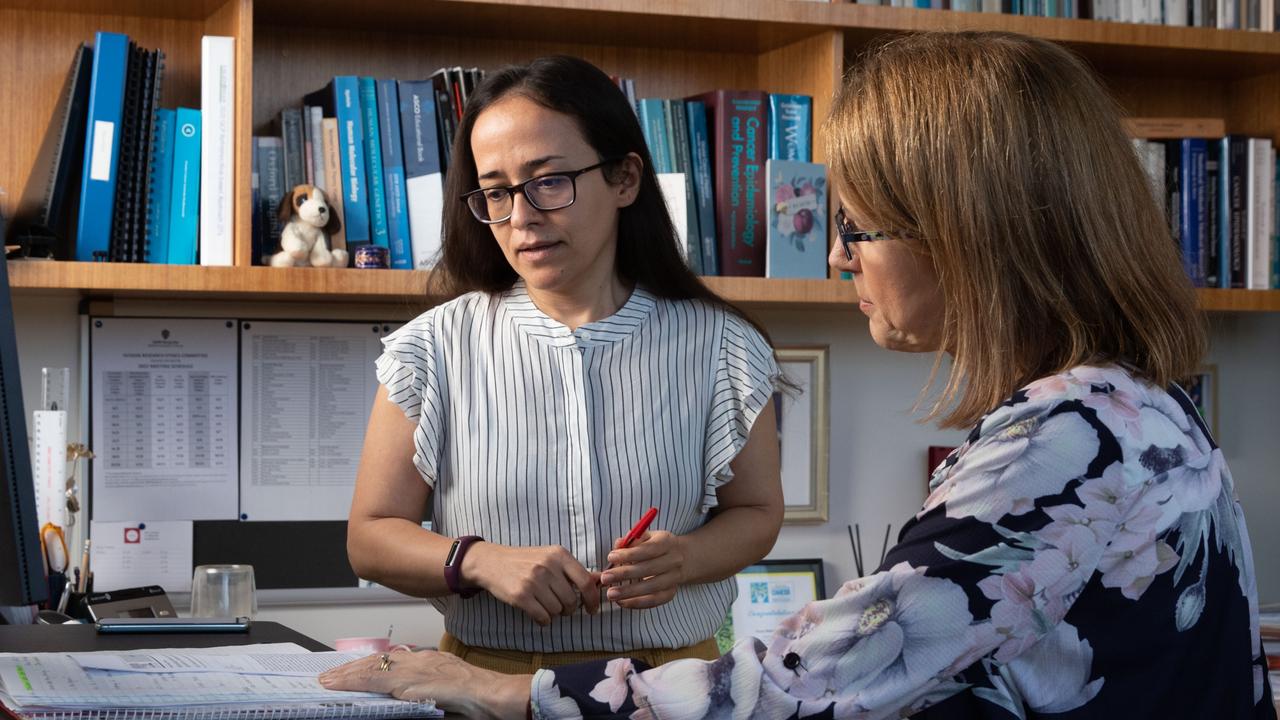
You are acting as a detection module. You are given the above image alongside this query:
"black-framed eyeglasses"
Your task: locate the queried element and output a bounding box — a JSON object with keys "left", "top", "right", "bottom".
{"left": 461, "top": 158, "right": 620, "bottom": 224}
{"left": 836, "top": 207, "right": 889, "bottom": 261}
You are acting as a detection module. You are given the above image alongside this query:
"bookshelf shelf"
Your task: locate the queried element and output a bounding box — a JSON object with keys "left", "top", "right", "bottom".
{"left": 1197, "top": 288, "right": 1280, "bottom": 312}
{"left": 5, "top": 261, "right": 863, "bottom": 309}
{"left": 249, "top": 0, "right": 1280, "bottom": 76}
{"left": 9, "top": 262, "right": 1278, "bottom": 312}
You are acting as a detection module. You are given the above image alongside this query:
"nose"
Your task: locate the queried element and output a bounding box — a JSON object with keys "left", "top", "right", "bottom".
{"left": 319, "top": 206, "right": 327, "bottom": 214}
{"left": 829, "top": 240, "right": 859, "bottom": 274}
{"left": 507, "top": 190, "right": 541, "bottom": 228}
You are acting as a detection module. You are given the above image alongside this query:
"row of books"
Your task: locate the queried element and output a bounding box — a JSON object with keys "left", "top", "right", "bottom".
{"left": 251, "top": 68, "right": 484, "bottom": 269}
{"left": 637, "top": 92, "right": 828, "bottom": 279}
{"left": 863, "top": 0, "right": 1279, "bottom": 29}
{"left": 1134, "top": 136, "right": 1279, "bottom": 289}
{"left": 7, "top": 31, "right": 234, "bottom": 266}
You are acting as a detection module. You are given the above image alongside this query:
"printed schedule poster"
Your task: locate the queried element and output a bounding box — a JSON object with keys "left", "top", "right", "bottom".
{"left": 239, "top": 321, "right": 387, "bottom": 521}
{"left": 91, "top": 318, "right": 239, "bottom": 521}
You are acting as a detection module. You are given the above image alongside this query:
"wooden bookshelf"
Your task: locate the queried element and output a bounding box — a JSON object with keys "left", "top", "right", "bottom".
{"left": 8, "top": 261, "right": 1278, "bottom": 312}
{"left": 2, "top": 0, "right": 1279, "bottom": 309}
{"left": 5, "top": 261, "right": 863, "bottom": 309}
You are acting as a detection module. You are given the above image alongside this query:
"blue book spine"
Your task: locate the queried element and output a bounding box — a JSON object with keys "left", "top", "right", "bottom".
{"left": 251, "top": 141, "right": 262, "bottom": 265}
{"left": 685, "top": 100, "right": 718, "bottom": 276}
{"left": 359, "top": 77, "right": 389, "bottom": 249}
{"left": 1180, "top": 138, "right": 1206, "bottom": 287}
{"left": 768, "top": 94, "right": 811, "bottom": 162}
{"left": 1273, "top": 153, "right": 1279, "bottom": 289}
{"left": 75, "top": 31, "right": 129, "bottom": 262}
{"left": 332, "top": 77, "right": 370, "bottom": 245}
{"left": 166, "top": 108, "right": 201, "bottom": 265}
{"left": 1219, "top": 138, "right": 1232, "bottom": 289}
{"left": 637, "top": 99, "right": 672, "bottom": 174}
{"left": 376, "top": 79, "right": 412, "bottom": 269}
{"left": 145, "top": 108, "right": 176, "bottom": 264}
{"left": 399, "top": 79, "right": 446, "bottom": 270}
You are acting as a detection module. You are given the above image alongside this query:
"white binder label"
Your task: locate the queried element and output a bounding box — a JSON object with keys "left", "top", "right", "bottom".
{"left": 89, "top": 120, "right": 115, "bottom": 181}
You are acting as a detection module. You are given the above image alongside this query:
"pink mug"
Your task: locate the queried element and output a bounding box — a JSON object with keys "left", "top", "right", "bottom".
{"left": 333, "top": 636, "right": 392, "bottom": 654}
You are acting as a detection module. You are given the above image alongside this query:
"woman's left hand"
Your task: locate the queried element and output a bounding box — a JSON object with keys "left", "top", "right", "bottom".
{"left": 318, "top": 649, "right": 531, "bottom": 720}
{"left": 599, "top": 530, "right": 687, "bottom": 609}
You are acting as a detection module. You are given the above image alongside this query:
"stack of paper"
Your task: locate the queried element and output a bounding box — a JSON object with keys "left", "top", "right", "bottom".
{"left": 0, "top": 643, "right": 440, "bottom": 719}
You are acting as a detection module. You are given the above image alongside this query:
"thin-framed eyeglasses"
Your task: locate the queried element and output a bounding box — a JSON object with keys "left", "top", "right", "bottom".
{"left": 461, "top": 158, "right": 620, "bottom": 224}
{"left": 836, "top": 207, "right": 890, "bottom": 261}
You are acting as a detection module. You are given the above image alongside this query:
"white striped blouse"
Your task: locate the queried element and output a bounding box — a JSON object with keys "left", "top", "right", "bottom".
{"left": 374, "top": 280, "right": 781, "bottom": 653}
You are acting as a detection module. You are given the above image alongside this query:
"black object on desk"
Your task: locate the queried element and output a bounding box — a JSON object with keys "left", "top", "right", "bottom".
{"left": 0, "top": 620, "right": 330, "bottom": 652}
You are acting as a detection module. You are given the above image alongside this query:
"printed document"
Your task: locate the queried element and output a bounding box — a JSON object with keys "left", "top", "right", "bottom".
{"left": 90, "top": 318, "right": 239, "bottom": 521}
{"left": 239, "top": 322, "right": 388, "bottom": 521}
{"left": 89, "top": 520, "right": 194, "bottom": 593}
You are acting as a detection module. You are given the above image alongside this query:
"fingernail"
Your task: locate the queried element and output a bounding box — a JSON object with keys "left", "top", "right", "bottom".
{"left": 607, "top": 554, "right": 618, "bottom": 563}
{"left": 318, "top": 673, "right": 333, "bottom": 687}
{"left": 607, "top": 589, "right": 619, "bottom": 600}
{"left": 600, "top": 574, "right": 613, "bottom": 585}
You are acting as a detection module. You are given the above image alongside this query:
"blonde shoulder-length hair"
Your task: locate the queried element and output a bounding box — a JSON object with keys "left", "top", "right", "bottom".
{"left": 826, "top": 31, "right": 1206, "bottom": 429}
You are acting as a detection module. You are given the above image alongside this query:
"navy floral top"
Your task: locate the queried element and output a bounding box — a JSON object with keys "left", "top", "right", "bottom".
{"left": 530, "top": 365, "right": 1275, "bottom": 719}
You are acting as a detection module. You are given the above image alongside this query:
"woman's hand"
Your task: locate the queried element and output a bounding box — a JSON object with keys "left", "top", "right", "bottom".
{"left": 319, "top": 649, "right": 531, "bottom": 720}
{"left": 599, "top": 530, "right": 687, "bottom": 609}
{"left": 464, "top": 542, "right": 601, "bottom": 625}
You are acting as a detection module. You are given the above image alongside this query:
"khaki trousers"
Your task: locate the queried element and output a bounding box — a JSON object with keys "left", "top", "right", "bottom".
{"left": 438, "top": 631, "right": 721, "bottom": 674}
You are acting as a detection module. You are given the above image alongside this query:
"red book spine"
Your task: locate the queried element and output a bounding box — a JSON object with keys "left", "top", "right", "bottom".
{"left": 691, "top": 90, "right": 769, "bottom": 277}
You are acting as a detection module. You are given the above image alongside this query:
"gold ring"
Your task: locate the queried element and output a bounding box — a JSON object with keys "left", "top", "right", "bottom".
{"left": 378, "top": 653, "right": 392, "bottom": 672}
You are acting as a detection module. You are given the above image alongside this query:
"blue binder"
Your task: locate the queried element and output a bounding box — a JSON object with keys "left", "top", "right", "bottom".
{"left": 75, "top": 31, "right": 129, "bottom": 262}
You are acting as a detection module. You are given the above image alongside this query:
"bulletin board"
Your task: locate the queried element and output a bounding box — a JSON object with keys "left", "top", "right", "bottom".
{"left": 85, "top": 316, "right": 414, "bottom": 601}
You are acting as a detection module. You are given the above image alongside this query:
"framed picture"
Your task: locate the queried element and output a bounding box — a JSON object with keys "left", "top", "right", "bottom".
{"left": 1184, "top": 364, "right": 1218, "bottom": 439}
{"left": 774, "top": 347, "right": 829, "bottom": 523}
{"left": 715, "top": 559, "right": 826, "bottom": 653}
{"left": 927, "top": 445, "right": 957, "bottom": 499}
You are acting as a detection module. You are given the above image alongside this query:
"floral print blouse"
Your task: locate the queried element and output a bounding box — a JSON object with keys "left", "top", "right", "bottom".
{"left": 530, "top": 365, "right": 1275, "bottom": 719}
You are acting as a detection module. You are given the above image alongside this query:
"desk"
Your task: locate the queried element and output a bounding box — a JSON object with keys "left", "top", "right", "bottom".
{"left": 0, "top": 623, "right": 473, "bottom": 718}
{"left": 0, "top": 621, "right": 330, "bottom": 653}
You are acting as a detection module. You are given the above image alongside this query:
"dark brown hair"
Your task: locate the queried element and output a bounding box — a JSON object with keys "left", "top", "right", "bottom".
{"left": 826, "top": 31, "right": 1206, "bottom": 428}
{"left": 428, "top": 55, "right": 743, "bottom": 325}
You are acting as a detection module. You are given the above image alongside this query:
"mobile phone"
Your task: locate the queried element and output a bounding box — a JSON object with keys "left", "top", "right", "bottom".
{"left": 95, "top": 616, "right": 252, "bottom": 634}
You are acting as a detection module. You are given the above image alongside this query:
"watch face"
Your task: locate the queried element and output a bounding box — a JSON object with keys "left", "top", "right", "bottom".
{"left": 445, "top": 540, "right": 462, "bottom": 567}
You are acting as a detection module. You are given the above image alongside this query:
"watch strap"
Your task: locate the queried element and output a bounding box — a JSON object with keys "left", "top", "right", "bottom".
{"left": 444, "top": 535, "right": 484, "bottom": 599}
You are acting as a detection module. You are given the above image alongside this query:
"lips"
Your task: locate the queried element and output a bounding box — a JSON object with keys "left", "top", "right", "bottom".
{"left": 516, "top": 240, "right": 561, "bottom": 254}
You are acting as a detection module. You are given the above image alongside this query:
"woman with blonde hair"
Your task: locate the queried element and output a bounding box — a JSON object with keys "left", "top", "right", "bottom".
{"left": 322, "top": 31, "right": 1273, "bottom": 719}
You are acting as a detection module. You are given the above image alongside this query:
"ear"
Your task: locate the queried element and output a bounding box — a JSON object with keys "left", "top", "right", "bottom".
{"left": 323, "top": 208, "right": 342, "bottom": 237}
{"left": 278, "top": 188, "right": 297, "bottom": 224}
{"left": 614, "top": 152, "right": 643, "bottom": 209}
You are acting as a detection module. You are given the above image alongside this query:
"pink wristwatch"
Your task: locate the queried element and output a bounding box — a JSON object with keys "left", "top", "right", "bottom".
{"left": 443, "top": 535, "right": 484, "bottom": 599}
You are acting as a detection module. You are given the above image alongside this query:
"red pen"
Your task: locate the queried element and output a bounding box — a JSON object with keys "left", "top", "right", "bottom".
{"left": 604, "top": 507, "right": 658, "bottom": 571}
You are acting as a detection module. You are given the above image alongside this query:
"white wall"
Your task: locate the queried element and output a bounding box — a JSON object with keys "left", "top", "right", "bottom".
{"left": 11, "top": 295, "right": 1279, "bottom": 647}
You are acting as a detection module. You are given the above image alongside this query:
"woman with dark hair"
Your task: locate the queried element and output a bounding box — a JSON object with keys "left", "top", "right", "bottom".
{"left": 345, "top": 55, "right": 786, "bottom": 673}
{"left": 324, "top": 32, "right": 1272, "bottom": 719}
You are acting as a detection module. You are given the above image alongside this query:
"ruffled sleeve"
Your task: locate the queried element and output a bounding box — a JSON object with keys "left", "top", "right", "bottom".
{"left": 374, "top": 312, "right": 447, "bottom": 488}
{"left": 700, "top": 312, "right": 782, "bottom": 513}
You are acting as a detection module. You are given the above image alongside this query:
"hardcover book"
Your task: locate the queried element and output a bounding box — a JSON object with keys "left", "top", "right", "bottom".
{"left": 689, "top": 89, "right": 769, "bottom": 277}
{"left": 398, "top": 79, "right": 444, "bottom": 270}
{"left": 768, "top": 94, "right": 811, "bottom": 163}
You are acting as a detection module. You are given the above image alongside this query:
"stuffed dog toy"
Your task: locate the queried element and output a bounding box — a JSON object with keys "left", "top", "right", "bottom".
{"left": 270, "top": 184, "right": 348, "bottom": 267}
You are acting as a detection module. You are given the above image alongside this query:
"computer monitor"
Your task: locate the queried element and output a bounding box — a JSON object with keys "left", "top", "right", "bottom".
{"left": 0, "top": 254, "right": 47, "bottom": 606}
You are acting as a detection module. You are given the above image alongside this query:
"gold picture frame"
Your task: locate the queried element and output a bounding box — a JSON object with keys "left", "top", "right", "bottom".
{"left": 774, "top": 347, "right": 830, "bottom": 524}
